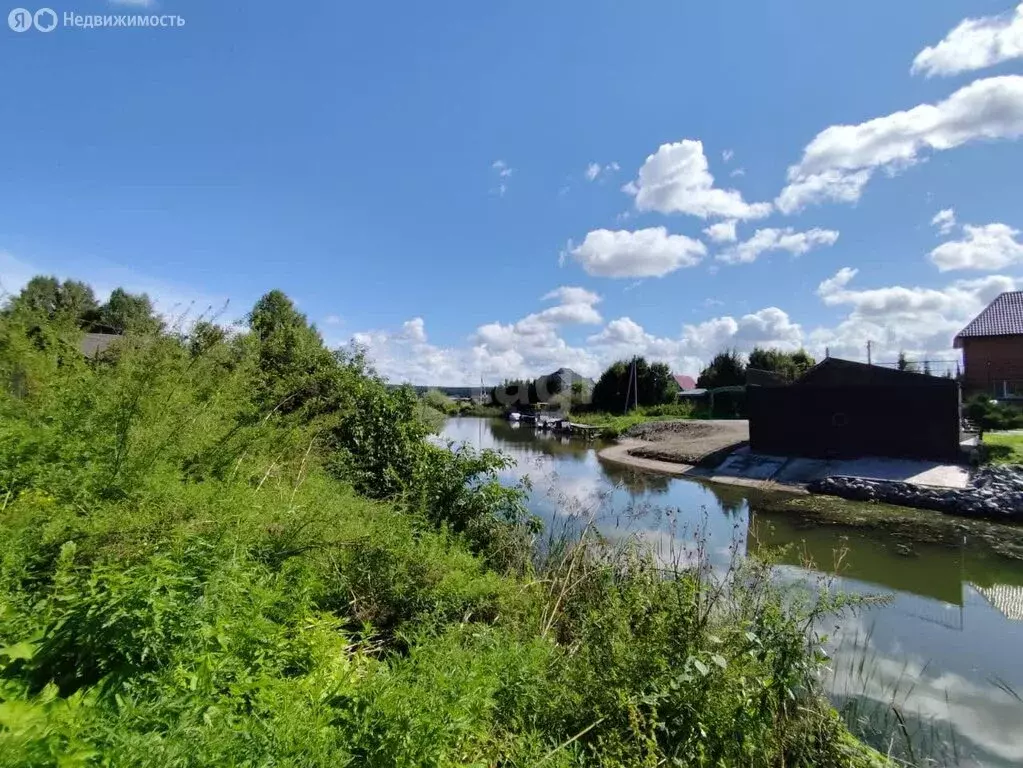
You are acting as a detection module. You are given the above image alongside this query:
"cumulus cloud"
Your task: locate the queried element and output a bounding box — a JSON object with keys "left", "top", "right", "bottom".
{"left": 912, "top": 3, "right": 1023, "bottom": 77}
{"left": 568, "top": 227, "right": 707, "bottom": 278}
{"left": 811, "top": 266, "right": 1018, "bottom": 362}
{"left": 717, "top": 227, "right": 840, "bottom": 265}
{"left": 624, "top": 139, "right": 773, "bottom": 220}
{"left": 929, "top": 222, "right": 1023, "bottom": 271}
{"left": 777, "top": 75, "right": 1023, "bottom": 213}
{"left": 704, "top": 220, "right": 738, "bottom": 243}
{"left": 355, "top": 266, "right": 1022, "bottom": 385}
{"left": 542, "top": 286, "right": 601, "bottom": 306}
{"left": 931, "top": 208, "right": 957, "bottom": 235}
{"left": 401, "top": 317, "right": 427, "bottom": 343}
{"left": 585, "top": 308, "right": 802, "bottom": 376}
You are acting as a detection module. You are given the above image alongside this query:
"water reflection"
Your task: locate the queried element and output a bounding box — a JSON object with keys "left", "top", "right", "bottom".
{"left": 441, "top": 417, "right": 1023, "bottom": 767}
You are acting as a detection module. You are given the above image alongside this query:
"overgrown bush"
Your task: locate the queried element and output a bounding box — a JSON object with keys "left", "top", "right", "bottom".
{"left": 0, "top": 279, "right": 887, "bottom": 767}
{"left": 965, "top": 393, "right": 1023, "bottom": 432}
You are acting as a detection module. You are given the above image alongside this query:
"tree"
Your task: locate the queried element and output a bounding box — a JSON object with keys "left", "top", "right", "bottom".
{"left": 4, "top": 276, "right": 101, "bottom": 329}
{"left": 188, "top": 321, "right": 227, "bottom": 357}
{"left": 247, "top": 289, "right": 338, "bottom": 415}
{"left": 697, "top": 350, "right": 746, "bottom": 389}
{"left": 98, "top": 288, "right": 162, "bottom": 334}
{"left": 591, "top": 358, "right": 675, "bottom": 412}
{"left": 746, "top": 347, "right": 816, "bottom": 383}
{"left": 923, "top": 360, "right": 932, "bottom": 376}
{"left": 789, "top": 349, "right": 816, "bottom": 379}
{"left": 896, "top": 351, "right": 918, "bottom": 373}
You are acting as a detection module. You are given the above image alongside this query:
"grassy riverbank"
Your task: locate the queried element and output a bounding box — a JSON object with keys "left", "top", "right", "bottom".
{"left": 571, "top": 403, "right": 703, "bottom": 438}
{"left": 982, "top": 432, "right": 1023, "bottom": 464}
{"left": 0, "top": 288, "right": 889, "bottom": 766}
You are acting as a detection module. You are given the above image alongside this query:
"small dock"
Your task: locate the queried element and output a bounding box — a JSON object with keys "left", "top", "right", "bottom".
{"left": 534, "top": 417, "right": 602, "bottom": 440}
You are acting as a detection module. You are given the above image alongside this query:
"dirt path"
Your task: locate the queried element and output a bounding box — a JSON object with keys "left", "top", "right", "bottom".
{"left": 598, "top": 439, "right": 696, "bottom": 475}
{"left": 622, "top": 419, "right": 749, "bottom": 465}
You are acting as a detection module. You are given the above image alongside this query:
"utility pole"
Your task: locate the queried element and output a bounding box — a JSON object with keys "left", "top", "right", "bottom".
{"left": 623, "top": 357, "right": 639, "bottom": 413}
{"left": 866, "top": 340, "right": 873, "bottom": 366}
{"left": 623, "top": 358, "right": 633, "bottom": 414}
{"left": 632, "top": 358, "right": 639, "bottom": 411}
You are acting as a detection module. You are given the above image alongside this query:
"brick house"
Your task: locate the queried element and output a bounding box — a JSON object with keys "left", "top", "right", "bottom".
{"left": 954, "top": 291, "right": 1023, "bottom": 397}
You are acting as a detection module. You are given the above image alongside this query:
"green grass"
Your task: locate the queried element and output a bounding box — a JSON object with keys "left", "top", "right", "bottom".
{"left": 981, "top": 432, "right": 1023, "bottom": 464}
{"left": 572, "top": 403, "right": 700, "bottom": 438}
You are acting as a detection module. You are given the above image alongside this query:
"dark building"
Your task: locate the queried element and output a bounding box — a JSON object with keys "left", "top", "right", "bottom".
{"left": 954, "top": 291, "right": 1023, "bottom": 398}
{"left": 748, "top": 358, "right": 961, "bottom": 462}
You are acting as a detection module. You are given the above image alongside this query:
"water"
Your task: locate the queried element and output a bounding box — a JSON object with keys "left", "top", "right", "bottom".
{"left": 441, "top": 418, "right": 1023, "bottom": 767}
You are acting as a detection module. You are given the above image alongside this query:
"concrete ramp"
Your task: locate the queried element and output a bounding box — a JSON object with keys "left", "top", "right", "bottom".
{"left": 711, "top": 447, "right": 789, "bottom": 481}
{"left": 707, "top": 448, "right": 970, "bottom": 490}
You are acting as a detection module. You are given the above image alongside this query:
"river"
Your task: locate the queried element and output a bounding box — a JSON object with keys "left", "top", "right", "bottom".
{"left": 441, "top": 417, "right": 1023, "bottom": 767}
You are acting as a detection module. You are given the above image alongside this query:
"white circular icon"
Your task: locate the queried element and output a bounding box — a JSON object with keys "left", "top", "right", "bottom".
{"left": 8, "top": 7, "right": 34, "bottom": 31}
{"left": 34, "top": 7, "right": 56, "bottom": 32}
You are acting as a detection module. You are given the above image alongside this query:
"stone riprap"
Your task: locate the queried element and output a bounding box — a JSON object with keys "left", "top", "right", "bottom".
{"left": 808, "top": 466, "right": 1023, "bottom": 522}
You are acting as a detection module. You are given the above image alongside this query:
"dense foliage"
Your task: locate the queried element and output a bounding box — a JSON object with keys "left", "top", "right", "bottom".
{"left": 591, "top": 358, "right": 676, "bottom": 413}
{"left": 489, "top": 368, "right": 591, "bottom": 410}
{"left": 748, "top": 347, "right": 816, "bottom": 382}
{"left": 697, "top": 350, "right": 747, "bottom": 389}
{"left": 4, "top": 276, "right": 162, "bottom": 335}
{"left": 0, "top": 278, "right": 886, "bottom": 767}
{"left": 966, "top": 393, "right": 1023, "bottom": 432}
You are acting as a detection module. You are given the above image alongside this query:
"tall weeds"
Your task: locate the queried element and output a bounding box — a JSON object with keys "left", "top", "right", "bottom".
{"left": 0, "top": 287, "right": 889, "bottom": 767}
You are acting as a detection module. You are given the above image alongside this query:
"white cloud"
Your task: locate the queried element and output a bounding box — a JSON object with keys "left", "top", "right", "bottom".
{"left": 816, "top": 267, "right": 858, "bottom": 297}
{"left": 718, "top": 227, "right": 840, "bottom": 265}
{"left": 931, "top": 208, "right": 957, "bottom": 235}
{"left": 568, "top": 227, "right": 707, "bottom": 278}
{"left": 722, "top": 149, "right": 734, "bottom": 163}
{"left": 492, "top": 159, "right": 513, "bottom": 177}
{"left": 730, "top": 167, "right": 746, "bottom": 178}
{"left": 542, "top": 286, "right": 601, "bottom": 306}
{"left": 401, "top": 317, "right": 427, "bottom": 343}
{"left": 354, "top": 266, "right": 1008, "bottom": 383}
{"left": 585, "top": 161, "right": 620, "bottom": 182}
{"left": 491, "top": 160, "right": 513, "bottom": 196}
{"left": 776, "top": 170, "right": 872, "bottom": 215}
{"left": 777, "top": 75, "right": 1023, "bottom": 213}
{"left": 587, "top": 308, "right": 803, "bottom": 376}
{"left": 812, "top": 266, "right": 1018, "bottom": 361}
{"left": 624, "top": 139, "right": 773, "bottom": 220}
{"left": 912, "top": 3, "right": 1023, "bottom": 77}
{"left": 323, "top": 314, "right": 342, "bottom": 326}
{"left": 929, "top": 222, "right": 1023, "bottom": 271}
{"left": 704, "top": 220, "right": 738, "bottom": 243}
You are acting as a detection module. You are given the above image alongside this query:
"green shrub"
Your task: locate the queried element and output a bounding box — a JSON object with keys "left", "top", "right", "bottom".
{"left": 965, "top": 393, "right": 1023, "bottom": 431}
{"left": 0, "top": 278, "right": 888, "bottom": 767}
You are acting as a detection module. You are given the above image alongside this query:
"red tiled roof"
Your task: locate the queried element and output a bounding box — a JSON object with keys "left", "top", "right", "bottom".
{"left": 674, "top": 374, "right": 697, "bottom": 391}
{"left": 955, "top": 291, "right": 1023, "bottom": 348}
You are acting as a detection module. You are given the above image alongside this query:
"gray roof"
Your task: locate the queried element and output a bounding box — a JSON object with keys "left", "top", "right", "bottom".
{"left": 955, "top": 291, "right": 1023, "bottom": 347}
{"left": 79, "top": 333, "right": 121, "bottom": 358}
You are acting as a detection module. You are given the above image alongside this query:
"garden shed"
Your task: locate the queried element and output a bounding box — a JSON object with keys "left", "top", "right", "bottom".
{"left": 747, "top": 358, "right": 961, "bottom": 462}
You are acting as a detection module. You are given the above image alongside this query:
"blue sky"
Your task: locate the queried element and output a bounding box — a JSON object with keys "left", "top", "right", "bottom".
{"left": 3, "top": 0, "right": 1023, "bottom": 383}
